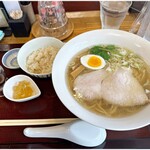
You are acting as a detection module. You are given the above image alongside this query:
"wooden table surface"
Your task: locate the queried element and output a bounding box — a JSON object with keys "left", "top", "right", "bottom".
{"left": 0, "top": 11, "right": 137, "bottom": 45}
{"left": 1, "top": 11, "right": 150, "bottom": 149}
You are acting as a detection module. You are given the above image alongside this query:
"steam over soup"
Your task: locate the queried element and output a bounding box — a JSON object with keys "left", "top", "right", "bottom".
{"left": 67, "top": 45, "right": 150, "bottom": 118}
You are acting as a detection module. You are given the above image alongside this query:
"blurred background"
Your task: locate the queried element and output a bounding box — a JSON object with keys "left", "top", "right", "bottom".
{"left": 0, "top": 1, "right": 146, "bottom": 13}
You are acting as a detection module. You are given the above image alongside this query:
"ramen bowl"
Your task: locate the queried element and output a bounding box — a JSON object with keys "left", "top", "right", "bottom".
{"left": 17, "top": 37, "right": 64, "bottom": 78}
{"left": 52, "top": 29, "right": 150, "bottom": 131}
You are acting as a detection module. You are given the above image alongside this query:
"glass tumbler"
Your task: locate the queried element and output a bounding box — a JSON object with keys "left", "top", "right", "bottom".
{"left": 0, "top": 65, "right": 5, "bottom": 97}
{"left": 38, "top": 1, "right": 68, "bottom": 38}
{"left": 100, "top": 1, "right": 132, "bottom": 29}
{"left": 129, "top": 2, "right": 150, "bottom": 42}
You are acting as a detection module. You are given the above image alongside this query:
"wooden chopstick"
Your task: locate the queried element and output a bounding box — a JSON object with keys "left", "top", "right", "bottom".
{"left": 0, "top": 118, "right": 77, "bottom": 126}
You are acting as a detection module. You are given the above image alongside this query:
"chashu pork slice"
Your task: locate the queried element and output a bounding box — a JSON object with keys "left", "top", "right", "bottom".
{"left": 73, "top": 69, "right": 109, "bottom": 101}
{"left": 101, "top": 68, "right": 149, "bottom": 106}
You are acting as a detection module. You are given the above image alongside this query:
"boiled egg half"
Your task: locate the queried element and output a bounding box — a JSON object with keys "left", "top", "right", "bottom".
{"left": 80, "top": 54, "right": 106, "bottom": 70}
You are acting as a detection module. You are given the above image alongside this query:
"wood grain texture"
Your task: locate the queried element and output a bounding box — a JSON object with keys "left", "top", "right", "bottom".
{"left": 0, "top": 11, "right": 148, "bottom": 149}
{"left": 0, "top": 11, "right": 137, "bottom": 45}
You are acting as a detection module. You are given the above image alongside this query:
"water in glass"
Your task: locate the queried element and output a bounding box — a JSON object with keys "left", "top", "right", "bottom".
{"left": 100, "top": 1, "right": 132, "bottom": 29}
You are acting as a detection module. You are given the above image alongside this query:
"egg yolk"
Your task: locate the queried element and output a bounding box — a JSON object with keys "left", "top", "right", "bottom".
{"left": 87, "top": 56, "right": 102, "bottom": 67}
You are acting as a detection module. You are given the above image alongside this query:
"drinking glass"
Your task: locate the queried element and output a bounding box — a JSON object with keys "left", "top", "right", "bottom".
{"left": 129, "top": 2, "right": 150, "bottom": 42}
{"left": 100, "top": 1, "right": 132, "bottom": 29}
{"left": 0, "top": 65, "right": 6, "bottom": 97}
{"left": 38, "top": 1, "right": 68, "bottom": 38}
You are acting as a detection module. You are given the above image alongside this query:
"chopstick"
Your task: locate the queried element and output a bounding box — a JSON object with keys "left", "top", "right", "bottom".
{"left": 0, "top": 118, "right": 77, "bottom": 126}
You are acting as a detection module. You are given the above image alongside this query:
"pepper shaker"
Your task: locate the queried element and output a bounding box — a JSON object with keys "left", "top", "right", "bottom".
{"left": 20, "top": 1, "right": 36, "bottom": 25}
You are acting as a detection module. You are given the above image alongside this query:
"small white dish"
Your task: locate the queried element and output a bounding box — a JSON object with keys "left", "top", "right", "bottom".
{"left": 2, "top": 48, "right": 20, "bottom": 69}
{"left": 3, "top": 75, "right": 41, "bottom": 102}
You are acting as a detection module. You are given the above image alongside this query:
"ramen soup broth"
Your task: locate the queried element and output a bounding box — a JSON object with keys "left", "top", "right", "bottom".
{"left": 67, "top": 44, "right": 150, "bottom": 118}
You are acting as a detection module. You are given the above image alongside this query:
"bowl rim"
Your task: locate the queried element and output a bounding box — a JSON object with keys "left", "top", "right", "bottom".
{"left": 2, "top": 48, "right": 20, "bottom": 69}
{"left": 52, "top": 29, "right": 150, "bottom": 131}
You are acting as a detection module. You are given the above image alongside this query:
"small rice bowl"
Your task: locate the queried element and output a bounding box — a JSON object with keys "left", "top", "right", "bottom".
{"left": 18, "top": 37, "right": 64, "bottom": 78}
{"left": 26, "top": 46, "right": 59, "bottom": 74}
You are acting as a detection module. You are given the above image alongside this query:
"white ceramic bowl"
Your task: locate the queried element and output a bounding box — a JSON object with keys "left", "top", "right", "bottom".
{"left": 2, "top": 48, "right": 20, "bottom": 69}
{"left": 3, "top": 75, "right": 41, "bottom": 102}
{"left": 17, "top": 37, "right": 64, "bottom": 78}
{"left": 52, "top": 29, "right": 150, "bottom": 131}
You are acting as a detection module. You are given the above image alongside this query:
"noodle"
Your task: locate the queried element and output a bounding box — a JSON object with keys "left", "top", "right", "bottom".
{"left": 67, "top": 44, "right": 150, "bottom": 118}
